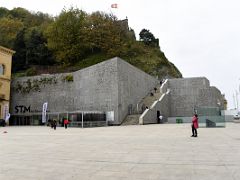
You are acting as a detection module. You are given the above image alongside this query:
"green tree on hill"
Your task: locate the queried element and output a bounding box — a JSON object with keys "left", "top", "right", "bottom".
{"left": 25, "top": 28, "right": 54, "bottom": 65}
{"left": 46, "top": 8, "right": 134, "bottom": 65}
{"left": 139, "top": 29, "right": 159, "bottom": 47}
{"left": 0, "top": 7, "right": 8, "bottom": 18}
{"left": 0, "top": 17, "right": 24, "bottom": 48}
{"left": 46, "top": 8, "right": 88, "bottom": 65}
{"left": 13, "top": 28, "right": 27, "bottom": 72}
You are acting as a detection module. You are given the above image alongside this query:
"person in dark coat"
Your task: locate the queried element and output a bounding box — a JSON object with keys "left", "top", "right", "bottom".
{"left": 53, "top": 119, "right": 57, "bottom": 130}
{"left": 48, "top": 119, "right": 53, "bottom": 128}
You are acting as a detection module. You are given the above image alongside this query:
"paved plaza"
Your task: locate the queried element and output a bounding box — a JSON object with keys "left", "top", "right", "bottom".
{"left": 1, "top": 123, "right": 240, "bottom": 180}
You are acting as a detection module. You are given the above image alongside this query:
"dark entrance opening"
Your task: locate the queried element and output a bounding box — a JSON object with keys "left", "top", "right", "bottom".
{"left": 9, "top": 116, "right": 30, "bottom": 125}
{"left": 157, "top": 110, "right": 160, "bottom": 123}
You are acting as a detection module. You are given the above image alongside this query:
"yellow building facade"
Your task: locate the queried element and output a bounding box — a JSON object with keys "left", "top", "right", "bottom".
{"left": 0, "top": 46, "right": 15, "bottom": 120}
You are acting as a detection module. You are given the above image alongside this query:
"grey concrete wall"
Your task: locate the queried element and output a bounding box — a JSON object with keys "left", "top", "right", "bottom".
{"left": 117, "top": 59, "right": 158, "bottom": 124}
{"left": 168, "top": 77, "right": 208, "bottom": 117}
{"left": 10, "top": 57, "right": 158, "bottom": 125}
{"left": 72, "top": 59, "right": 119, "bottom": 118}
{"left": 11, "top": 73, "right": 75, "bottom": 113}
{"left": 11, "top": 59, "right": 119, "bottom": 117}
{"left": 197, "top": 87, "right": 225, "bottom": 109}
{"left": 167, "top": 77, "right": 225, "bottom": 117}
{"left": 168, "top": 77, "right": 210, "bottom": 89}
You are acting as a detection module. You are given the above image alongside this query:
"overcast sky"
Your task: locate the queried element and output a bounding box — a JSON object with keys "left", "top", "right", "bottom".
{"left": 1, "top": 0, "right": 240, "bottom": 109}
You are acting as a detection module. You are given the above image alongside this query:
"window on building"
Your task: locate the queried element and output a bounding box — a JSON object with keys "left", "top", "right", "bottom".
{"left": 0, "top": 64, "right": 5, "bottom": 75}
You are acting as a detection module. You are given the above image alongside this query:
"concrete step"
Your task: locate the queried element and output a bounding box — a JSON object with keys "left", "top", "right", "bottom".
{"left": 121, "top": 114, "right": 141, "bottom": 126}
{"left": 122, "top": 86, "right": 162, "bottom": 126}
{"left": 141, "top": 87, "right": 162, "bottom": 108}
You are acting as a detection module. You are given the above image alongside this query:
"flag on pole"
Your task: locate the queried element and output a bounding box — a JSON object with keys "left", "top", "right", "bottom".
{"left": 3, "top": 104, "right": 9, "bottom": 121}
{"left": 5, "top": 113, "right": 10, "bottom": 123}
{"left": 42, "top": 102, "right": 48, "bottom": 123}
{"left": 111, "top": 3, "right": 118, "bottom": 8}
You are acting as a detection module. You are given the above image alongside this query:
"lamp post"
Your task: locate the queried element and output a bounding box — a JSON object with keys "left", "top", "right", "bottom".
{"left": 236, "top": 90, "right": 239, "bottom": 110}
{"left": 233, "top": 94, "right": 237, "bottom": 109}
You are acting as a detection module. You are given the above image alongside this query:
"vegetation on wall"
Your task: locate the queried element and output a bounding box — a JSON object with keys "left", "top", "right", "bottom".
{"left": 14, "top": 76, "right": 58, "bottom": 93}
{"left": 62, "top": 74, "right": 74, "bottom": 82}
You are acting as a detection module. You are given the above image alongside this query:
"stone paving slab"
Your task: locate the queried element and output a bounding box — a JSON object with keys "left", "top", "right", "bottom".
{"left": 1, "top": 123, "right": 240, "bottom": 180}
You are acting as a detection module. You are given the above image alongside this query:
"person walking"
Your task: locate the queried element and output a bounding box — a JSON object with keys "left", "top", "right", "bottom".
{"left": 159, "top": 114, "right": 163, "bottom": 123}
{"left": 64, "top": 118, "right": 69, "bottom": 129}
{"left": 53, "top": 119, "right": 57, "bottom": 130}
{"left": 191, "top": 114, "right": 199, "bottom": 137}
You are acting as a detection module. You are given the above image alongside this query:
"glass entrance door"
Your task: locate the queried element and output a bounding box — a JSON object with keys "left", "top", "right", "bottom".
{"left": 10, "top": 116, "right": 31, "bottom": 125}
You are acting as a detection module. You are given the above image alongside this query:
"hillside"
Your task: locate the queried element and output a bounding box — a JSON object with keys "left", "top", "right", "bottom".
{"left": 0, "top": 7, "right": 182, "bottom": 79}
{"left": 71, "top": 45, "right": 182, "bottom": 79}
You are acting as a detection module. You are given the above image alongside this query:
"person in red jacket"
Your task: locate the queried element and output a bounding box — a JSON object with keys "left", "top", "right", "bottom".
{"left": 191, "top": 114, "right": 199, "bottom": 137}
{"left": 64, "top": 118, "right": 69, "bottom": 129}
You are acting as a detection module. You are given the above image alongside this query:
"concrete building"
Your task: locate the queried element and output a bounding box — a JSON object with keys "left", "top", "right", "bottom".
{"left": 10, "top": 57, "right": 226, "bottom": 127}
{"left": 140, "top": 77, "right": 226, "bottom": 124}
{"left": 10, "top": 57, "right": 158, "bottom": 126}
{"left": 0, "top": 46, "right": 15, "bottom": 121}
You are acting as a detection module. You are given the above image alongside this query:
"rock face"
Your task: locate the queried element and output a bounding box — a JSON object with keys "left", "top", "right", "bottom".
{"left": 10, "top": 57, "right": 158, "bottom": 125}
